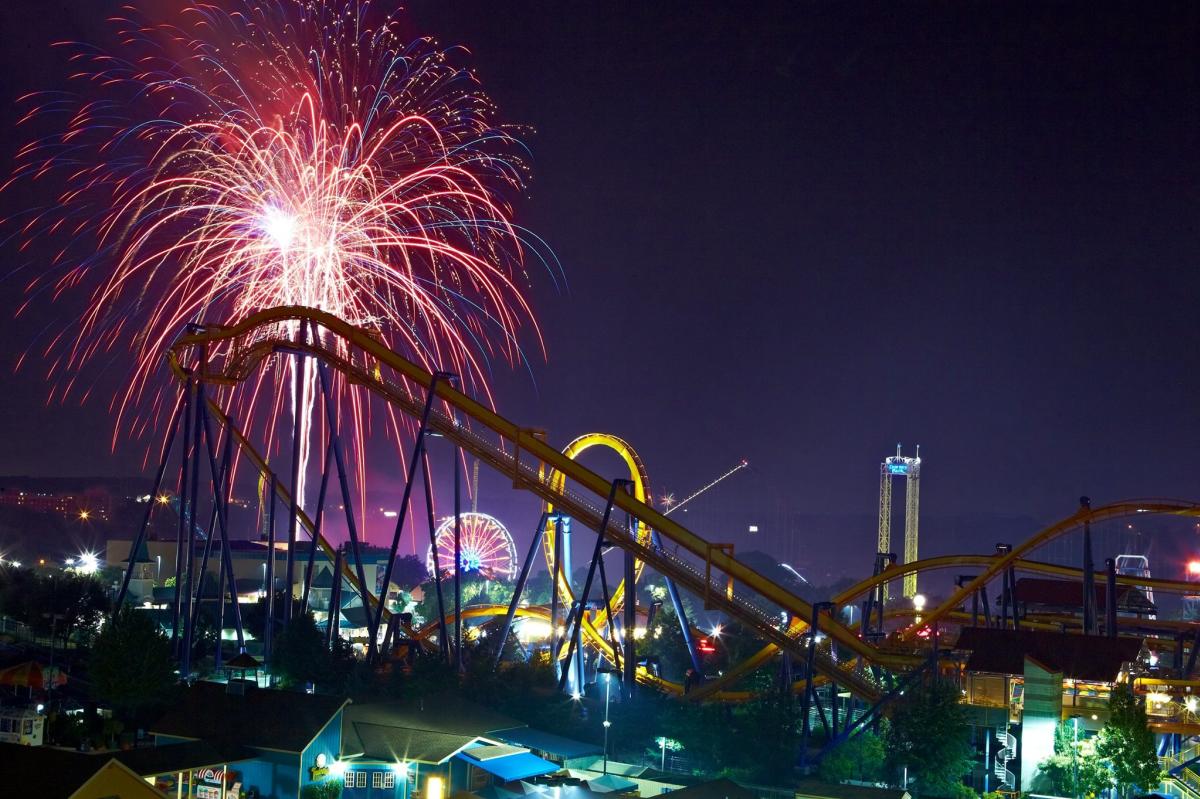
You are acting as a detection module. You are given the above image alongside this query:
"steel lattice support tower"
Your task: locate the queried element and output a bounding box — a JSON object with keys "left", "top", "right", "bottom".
{"left": 877, "top": 444, "right": 922, "bottom": 601}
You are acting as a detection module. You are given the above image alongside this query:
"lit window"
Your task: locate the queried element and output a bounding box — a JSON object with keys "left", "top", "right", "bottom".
{"left": 373, "top": 772, "right": 383, "bottom": 788}
{"left": 383, "top": 773, "right": 396, "bottom": 789}
{"left": 357, "top": 772, "right": 367, "bottom": 788}
{"left": 344, "top": 772, "right": 355, "bottom": 789}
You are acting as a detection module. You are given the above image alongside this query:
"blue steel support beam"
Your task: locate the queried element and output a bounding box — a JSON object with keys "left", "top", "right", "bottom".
{"left": 494, "top": 513, "right": 550, "bottom": 669}
{"left": 557, "top": 479, "right": 626, "bottom": 692}
{"left": 117, "top": 400, "right": 182, "bottom": 608}
{"left": 300, "top": 441, "right": 333, "bottom": 614}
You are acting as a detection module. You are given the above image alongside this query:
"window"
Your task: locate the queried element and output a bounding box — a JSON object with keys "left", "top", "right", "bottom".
{"left": 383, "top": 773, "right": 396, "bottom": 789}
{"left": 344, "top": 772, "right": 355, "bottom": 789}
{"left": 357, "top": 772, "right": 367, "bottom": 788}
{"left": 372, "top": 772, "right": 383, "bottom": 788}
{"left": 0, "top": 718, "right": 10, "bottom": 733}
{"left": 22, "top": 720, "right": 32, "bottom": 736}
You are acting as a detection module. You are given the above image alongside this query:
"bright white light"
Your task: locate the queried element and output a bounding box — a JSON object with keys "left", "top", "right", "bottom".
{"left": 427, "top": 776, "right": 445, "bottom": 799}
{"left": 571, "top": 691, "right": 582, "bottom": 701}
{"left": 330, "top": 760, "right": 347, "bottom": 777}
{"left": 710, "top": 624, "right": 723, "bottom": 639}
{"left": 382, "top": 510, "right": 399, "bottom": 518}
{"left": 1187, "top": 696, "right": 1199, "bottom": 714}
{"left": 76, "top": 553, "right": 100, "bottom": 575}
{"left": 602, "top": 720, "right": 611, "bottom": 728}
{"left": 912, "top": 594, "right": 927, "bottom": 612}
{"left": 261, "top": 205, "right": 298, "bottom": 249}
{"left": 748, "top": 525, "right": 759, "bottom": 533}
{"left": 10, "top": 561, "right": 20, "bottom": 569}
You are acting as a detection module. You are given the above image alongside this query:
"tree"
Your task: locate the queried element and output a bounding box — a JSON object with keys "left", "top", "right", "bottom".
{"left": 271, "top": 611, "right": 335, "bottom": 688}
{"left": 389, "top": 555, "right": 427, "bottom": 590}
{"left": 819, "top": 726, "right": 888, "bottom": 784}
{"left": 1097, "top": 683, "right": 1161, "bottom": 797}
{"left": 886, "top": 679, "right": 974, "bottom": 797}
{"left": 89, "top": 607, "right": 177, "bottom": 724}
{"left": 1035, "top": 721, "right": 1112, "bottom": 798}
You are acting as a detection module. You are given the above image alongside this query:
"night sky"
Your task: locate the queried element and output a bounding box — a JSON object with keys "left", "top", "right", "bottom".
{"left": 2, "top": 2, "right": 1200, "bottom": 581}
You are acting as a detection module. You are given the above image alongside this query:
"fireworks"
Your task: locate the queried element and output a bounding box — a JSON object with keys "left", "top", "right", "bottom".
{"left": 8, "top": 1, "right": 554, "bottom": 525}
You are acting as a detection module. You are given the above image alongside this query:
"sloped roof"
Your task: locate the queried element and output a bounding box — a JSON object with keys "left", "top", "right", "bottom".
{"left": 1010, "top": 578, "right": 1156, "bottom": 612}
{"left": 795, "top": 780, "right": 910, "bottom": 799}
{"left": 111, "top": 740, "right": 256, "bottom": 777}
{"left": 347, "top": 695, "right": 522, "bottom": 736}
{"left": 150, "top": 680, "right": 348, "bottom": 753}
{"left": 955, "top": 627, "right": 1142, "bottom": 682}
{"left": 350, "top": 722, "right": 479, "bottom": 763}
{"left": 0, "top": 742, "right": 170, "bottom": 799}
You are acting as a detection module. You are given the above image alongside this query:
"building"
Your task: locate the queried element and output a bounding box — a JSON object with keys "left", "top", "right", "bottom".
{"left": 0, "top": 741, "right": 168, "bottom": 799}
{"left": 955, "top": 627, "right": 1144, "bottom": 793}
{"left": 1004, "top": 577, "right": 1156, "bottom": 620}
{"left": 137, "top": 681, "right": 568, "bottom": 799}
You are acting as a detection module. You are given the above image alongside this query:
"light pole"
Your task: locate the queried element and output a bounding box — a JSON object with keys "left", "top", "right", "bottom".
{"left": 602, "top": 672, "right": 612, "bottom": 775}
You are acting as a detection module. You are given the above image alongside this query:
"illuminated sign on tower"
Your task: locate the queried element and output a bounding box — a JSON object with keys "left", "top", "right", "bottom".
{"left": 877, "top": 444, "right": 922, "bottom": 600}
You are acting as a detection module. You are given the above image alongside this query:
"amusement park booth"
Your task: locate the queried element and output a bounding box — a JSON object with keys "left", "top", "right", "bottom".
{"left": 954, "top": 627, "right": 1144, "bottom": 794}
{"left": 336, "top": 696, "right": 560, "bottom": 799}
{"left": 149, "top": 680, "right": 350, "bottom": 799}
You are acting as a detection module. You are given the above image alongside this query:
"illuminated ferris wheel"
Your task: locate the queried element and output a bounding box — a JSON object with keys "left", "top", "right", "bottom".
{"left": 426, "top": 512, "right": 518, "bottom": 581}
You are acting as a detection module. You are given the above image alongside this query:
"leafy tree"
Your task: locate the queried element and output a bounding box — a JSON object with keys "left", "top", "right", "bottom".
{"left": 389, "top": 555, "right": 427, "bottom": 590}
{"left": 886, "top": 679, "right": 974, "bottom": 797}
{"left": 819, "top": 726, "right": 888, "bottom": 784}
{"left": 89, "top": 607, "right": 177, "bottom": 724}
{"left": 1097, "top": 683, "right": 1161, "bottom": 797}
{"left": 1034, "top": 721, "right": 1112, "bottom": 798}
{"left": 271, "top": 611, "right": 335, "bottom": 688}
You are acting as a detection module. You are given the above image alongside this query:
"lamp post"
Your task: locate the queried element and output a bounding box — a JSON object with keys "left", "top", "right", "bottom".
{"left": 602, "top": 671, "right": 612, "bottom": 775}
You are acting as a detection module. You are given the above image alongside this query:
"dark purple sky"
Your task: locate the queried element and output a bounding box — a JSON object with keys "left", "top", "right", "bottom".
{"left": 2, "top": 2, "right": 1200, "bottom": 579}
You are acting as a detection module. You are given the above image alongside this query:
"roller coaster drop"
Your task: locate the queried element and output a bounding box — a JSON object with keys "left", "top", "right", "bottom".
{"left": 116, "top": 307, "right": 1200, "bottom": 752}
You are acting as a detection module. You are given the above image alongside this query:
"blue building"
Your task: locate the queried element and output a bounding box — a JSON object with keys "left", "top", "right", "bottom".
{"left": 145, "top": 682, "right": 565, "bottom": 799}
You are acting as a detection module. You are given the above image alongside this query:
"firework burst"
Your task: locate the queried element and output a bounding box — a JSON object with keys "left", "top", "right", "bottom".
{"left": 7, "top": 0, "right": 556, "bottom": 529}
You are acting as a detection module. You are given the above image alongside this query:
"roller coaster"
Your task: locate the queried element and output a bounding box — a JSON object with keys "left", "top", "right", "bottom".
{"left": 116, "top": 306, "right": 1200, "bottom": 759}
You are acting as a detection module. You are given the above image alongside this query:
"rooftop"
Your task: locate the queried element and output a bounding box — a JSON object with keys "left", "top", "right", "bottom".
{"left": 955, "top": 627, "right": 1143, "bottom": 682}
{"left": 150, "top": 681, "right": 348, "bottom": 753}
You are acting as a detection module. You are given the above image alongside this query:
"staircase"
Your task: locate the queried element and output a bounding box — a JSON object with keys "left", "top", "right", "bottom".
{"left": 994, "top": 726, "right": 1017, "bottom": 790}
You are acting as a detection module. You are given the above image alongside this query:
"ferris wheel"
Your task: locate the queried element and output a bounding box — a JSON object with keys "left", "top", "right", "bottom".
{"left": 426, "top": 512, "right": 519, "bottom": 581}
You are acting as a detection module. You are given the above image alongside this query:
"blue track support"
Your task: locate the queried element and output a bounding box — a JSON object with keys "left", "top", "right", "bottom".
{"left": 116, "top": 400, "right": 182, "bottom": 608}
{"left": 283, "top": 323, "right": 307, "bottom": 626}
{"left": 300, "top": 441, "right": 333, "bottom": 613}
{"left": 171, "top": 376, "right": 194, "bottom": 656}
{"left": 815, "top": 657, "right": 934, "bottom": 762}
{"left": 180, "top": 368, "right": 204, "bottom": 679}
{"left": 369, "top": 371, "right": 449, "bottom": 650}
{"left": 494, "top": 513, "right": 550, "bottom": 669}
{"left": 264, "top": 473, "right": 277, "bottom": 664}
{"left": 558, "top": 480, "right": 627, "bottom": 692}
{"left": 421, "top": 450, "right": 450, "bottom": 662}
{"left": 198, "top": 402, "right": 245, "bottom": 651}
{"left": 316, "top": 359, "right": 377, "bottom": 656}
{"left": 649, "top": 528, "right": 703, "bottom": 674}
{"left": 454, "top": 445, "right": 463, "bottom": 672}
{"left": 800, "top": 602, "right": 833, "bottom": 760}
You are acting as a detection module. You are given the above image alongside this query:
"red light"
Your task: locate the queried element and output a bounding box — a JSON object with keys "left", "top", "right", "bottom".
{"left": 697, "top": 637, "right": 716, "bottom": 654}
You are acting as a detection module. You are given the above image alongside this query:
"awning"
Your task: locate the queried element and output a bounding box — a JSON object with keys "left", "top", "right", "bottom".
{"left": 456, "top": 746, "right": 558, "bottom": 782}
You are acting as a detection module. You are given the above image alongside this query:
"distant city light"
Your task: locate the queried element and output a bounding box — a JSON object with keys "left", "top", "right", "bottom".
{"left": 157, "top": 495, "right": 170, "bottom": 505}
{"left": 78, "top": 510, "right": 90, "bottom": 521}
{"left": 1188, "top": 560, "right": 1200, "bottom": 576}
{"left": 912, "top": 594, "right": 927, "bottom": 612}
{"left": 748, "top": 525, "right": 758, "bottom": 533}
{"left": 382, "top": 510, "right": 398, "bottom": 518}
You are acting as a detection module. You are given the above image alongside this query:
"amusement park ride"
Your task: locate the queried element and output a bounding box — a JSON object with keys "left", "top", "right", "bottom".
{"left": 115, "top": 306, "right": 1200, "bottom": 772}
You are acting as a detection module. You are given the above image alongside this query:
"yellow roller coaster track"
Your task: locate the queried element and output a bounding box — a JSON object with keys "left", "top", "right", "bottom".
{"left": 166, "top": 306, "right": 1200, "bottom": 702}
